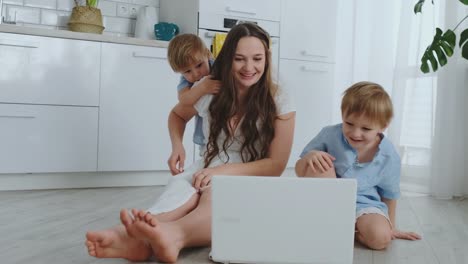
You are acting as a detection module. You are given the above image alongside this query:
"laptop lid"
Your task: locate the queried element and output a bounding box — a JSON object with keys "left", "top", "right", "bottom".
{"left": 211, "top": 176, "right": 357, "bottom": 264}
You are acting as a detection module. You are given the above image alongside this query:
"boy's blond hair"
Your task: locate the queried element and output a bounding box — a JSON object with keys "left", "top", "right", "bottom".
{"left": 341, "top": 81, "right": 393, "bottom": 128}
{"left": 167, "top": 34, "right": 211, "bottom": 72}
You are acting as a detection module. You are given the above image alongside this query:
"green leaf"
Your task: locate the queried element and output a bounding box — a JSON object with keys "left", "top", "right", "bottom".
{"left": 434, "top": 46, "right": 448, "bottom": 66}
{"left": 420, "top": 60, "right": 430, "bottom": 73}
{"left": 420, "top": 28, "right": 457, "bottom": 73}
{"left": 460, "top": 28, "right": 468, "bottom": 47}
{"left": 414, "top": 0, "right": 426, "bottom": 14}
{"left": 459, "top": 0, "right": 468, "bottom": 5}
{"left": 443, "top": 30, "right": 456, "bottom": 46}
{"left": 461, "top": 29, "right": 468, "bottom": 60}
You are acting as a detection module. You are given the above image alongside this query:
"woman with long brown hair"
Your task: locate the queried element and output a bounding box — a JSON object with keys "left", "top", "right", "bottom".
{"left": 85, "top": 22, "right": 295, "bottom": 263}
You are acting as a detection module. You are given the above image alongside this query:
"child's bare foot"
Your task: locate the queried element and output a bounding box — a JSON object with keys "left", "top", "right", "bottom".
{"left": 85, "top": 225, "right": 151, "bottom": 261}
{"left": 128, "top": 208, "right": 185, "bottom": 263}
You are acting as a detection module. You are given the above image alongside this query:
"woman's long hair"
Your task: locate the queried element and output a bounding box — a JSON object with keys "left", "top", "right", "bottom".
{"left": 204, "top": 23, "right": 277, "bottom": 167}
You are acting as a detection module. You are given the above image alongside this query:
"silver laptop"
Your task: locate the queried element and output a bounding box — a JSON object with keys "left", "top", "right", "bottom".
{"left": 211, "top": 176, "right": 357, "bottom": 264}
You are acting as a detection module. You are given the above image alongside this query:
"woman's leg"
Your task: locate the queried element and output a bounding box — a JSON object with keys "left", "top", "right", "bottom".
{"left": 85, "top": 192, "right": 200, "bottom": 260}
{"left": 355, "top": 213, "right": 392, "bottom": 250}
{"left": 86, "top": 168, "right": 200, "bottom": 260}
{"left": 123, "top": 188, "right": 213, "bottom": 263}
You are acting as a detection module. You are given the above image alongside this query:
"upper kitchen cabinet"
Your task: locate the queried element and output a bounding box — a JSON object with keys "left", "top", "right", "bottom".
{"left": 0, "top": 33, "right": 100, "bottom": 106}
{"left": 280, "top": 0, "right": 338, "bottom": 63}
{"left": 98, "top": 43, "right": 183, "bottom": 172}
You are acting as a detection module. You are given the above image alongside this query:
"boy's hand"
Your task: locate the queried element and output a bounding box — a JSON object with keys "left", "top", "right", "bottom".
{"left": 303, "top": 150, "right": 336, "bottom": 174}
{"left": 193, "top": 75, "right": 221, "bottom": 95}
{"left": 392, "top": 229, "right": 421, "bottom": 241}
{"left": 167, "top": 145, "right": 185, "bottom": 175}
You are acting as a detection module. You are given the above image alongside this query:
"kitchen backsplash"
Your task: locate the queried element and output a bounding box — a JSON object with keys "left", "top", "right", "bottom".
{"left": 0, "top": 0, "right": 160, "bottom": 37}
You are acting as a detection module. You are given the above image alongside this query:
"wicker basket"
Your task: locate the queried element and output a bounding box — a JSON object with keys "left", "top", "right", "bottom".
{"left": 68, "top": 6, "right": 105, "bottom": 34}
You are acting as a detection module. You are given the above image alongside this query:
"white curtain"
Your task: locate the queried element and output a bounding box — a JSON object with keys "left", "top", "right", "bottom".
{"left": 334, "top": 0, "right": 468, "bottom": 198}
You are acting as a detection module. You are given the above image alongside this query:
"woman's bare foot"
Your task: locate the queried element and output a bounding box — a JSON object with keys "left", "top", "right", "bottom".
{"left": 85, "top": 225, "right": 151, "bottom": 261}
{"left": 126, "top": 208, "right": 185, "bottom": 263}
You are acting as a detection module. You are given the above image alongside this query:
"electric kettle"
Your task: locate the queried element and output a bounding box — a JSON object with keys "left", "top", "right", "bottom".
{"left": 135, "top": 6, "right": 158, "bottom": 40}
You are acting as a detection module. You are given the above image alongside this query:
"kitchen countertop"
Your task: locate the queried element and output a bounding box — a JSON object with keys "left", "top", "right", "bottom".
{"left": 0, "top": 24, "right": 169, "bottom": 48}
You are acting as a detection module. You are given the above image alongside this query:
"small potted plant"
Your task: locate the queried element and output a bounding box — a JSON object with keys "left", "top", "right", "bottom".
{"left": 68, "top": 0, "right": 105, "bottom": 34}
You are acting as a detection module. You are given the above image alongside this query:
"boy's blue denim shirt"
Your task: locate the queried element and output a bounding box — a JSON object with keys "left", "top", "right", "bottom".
{"left": 300, "top": 123, "right": 401, "bottom": 216}
{"left": 176, "top": 59, "right": 215, "bottom": 146}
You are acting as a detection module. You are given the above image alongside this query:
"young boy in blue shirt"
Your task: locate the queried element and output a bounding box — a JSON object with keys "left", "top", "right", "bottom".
{"left": 295, "top": 81, "right": 421, "bottom": 250}
{"left": 166, "top": 34, "right": 221, "bottom": 175}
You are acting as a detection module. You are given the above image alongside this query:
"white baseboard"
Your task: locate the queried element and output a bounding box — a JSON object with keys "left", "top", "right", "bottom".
{"left": 0, "top": 168, "right": 298, "bottom": 191}
{"left": 0, "top": 171, "right": 171, "bottom": 191}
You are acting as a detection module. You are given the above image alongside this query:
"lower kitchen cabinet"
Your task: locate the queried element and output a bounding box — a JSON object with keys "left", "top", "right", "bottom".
{"left": 0, "top": 104, "right": 98, "bottom": 173}
{"left": 280, "top": 59, "right": 335, "bottom": 167}
{"left": 98, "top": 43, "right": 186, "bottom": 171}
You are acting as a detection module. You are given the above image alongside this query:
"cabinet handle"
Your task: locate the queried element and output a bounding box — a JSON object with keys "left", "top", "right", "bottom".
{"left": 226, "top": 6, "right": 256, "bottom": 16}
{"left": 132, "top": 52, "right": 165, "bottom": 59}
{"left": 300, "top": 66, "right": 327, "bottom": 73}
{"left": 0, "top": 115, "right": 36, "bottom": 119}
{"left": 301, "top": 50, "right": 327, "bottom": 58}
{"left": 0, "top": 39, "right": 39, "bottom": 49}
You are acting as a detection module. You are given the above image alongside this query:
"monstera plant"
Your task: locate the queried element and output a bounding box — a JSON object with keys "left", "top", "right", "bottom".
{"left": 415, "top": 0, "right": 468, "bottom": 73}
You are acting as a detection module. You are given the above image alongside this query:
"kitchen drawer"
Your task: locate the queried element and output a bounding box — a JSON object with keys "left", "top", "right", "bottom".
{"left": 0, "top": 33, "right": 100, "bottom": 106}
{"left": 0, "top": 104, "right": 98, "bottom": 173}
{"left": 199, "top": 0, "right": 281, "bottom": 22}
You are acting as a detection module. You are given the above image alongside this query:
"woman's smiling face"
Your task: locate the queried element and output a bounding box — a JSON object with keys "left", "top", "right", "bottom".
{"left": 231, "top": 36, "right": 266, "bottom": 91}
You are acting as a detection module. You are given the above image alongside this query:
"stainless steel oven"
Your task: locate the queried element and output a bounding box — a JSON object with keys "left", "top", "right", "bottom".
{"left": 160, "top": 0, "right": 281, "bottom": 80}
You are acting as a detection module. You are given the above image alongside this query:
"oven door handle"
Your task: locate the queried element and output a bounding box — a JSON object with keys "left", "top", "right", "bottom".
{"left": 204, "top": 31, "right": 216, "bottom": 38}
{"left": 226, "top": 6, "right": 256, "bottom": 16}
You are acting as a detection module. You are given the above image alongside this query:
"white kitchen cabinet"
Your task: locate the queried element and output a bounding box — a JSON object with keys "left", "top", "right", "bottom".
{"left": 0, "top": 32, "right": 100, "bottom": 106}
{"left": 98, "top": 43, "right": 188, "bottom": 171}
{"left": 280, "top": 60, "right": 334, "bottom": 167}
{"left": 280, "top": 0, "right": 337, "bottom": 63}
{"left": 0, "top": 104, "right": 98, "bottom": 173}
{"left": 279, "top": 0, "right": 338, "bottom": 168}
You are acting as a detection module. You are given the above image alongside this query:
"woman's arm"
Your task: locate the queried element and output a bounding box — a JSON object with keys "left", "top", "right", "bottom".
{"left": 211, "top": 112, "right": 295, "bottom": 176}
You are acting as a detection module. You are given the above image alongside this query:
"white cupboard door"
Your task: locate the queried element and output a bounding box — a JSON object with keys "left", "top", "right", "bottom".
{"left": 199, "top": 0, "right": 281, "bottom": 22}
{"left": 280, "top": 59, "right": 334, "bottom": 167}
{"left": 0, "top": 104, "right": 98, "bottom": 173}
{"left": 280, "top": 0, "right": 337, "bottom": 63}
{"left": 99, "top": 43, "right": 184, "bottom": 171}
{"left": 0, "top": 33, "right": 100, "bottom": 106}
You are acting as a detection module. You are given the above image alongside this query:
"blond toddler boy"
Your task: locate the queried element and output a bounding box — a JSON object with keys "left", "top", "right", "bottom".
{"left": 296, "top": 81, "right": 421, "bottom": 250}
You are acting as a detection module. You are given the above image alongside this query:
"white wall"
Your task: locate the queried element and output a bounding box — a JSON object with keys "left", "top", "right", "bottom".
{"left": 0, "top": 0, "right": 159, "bottom": 37}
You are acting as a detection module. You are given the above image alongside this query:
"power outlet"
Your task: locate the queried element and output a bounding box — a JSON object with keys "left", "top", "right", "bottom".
{"left": 117, "top": 3, "right": 130, "bottom": 17}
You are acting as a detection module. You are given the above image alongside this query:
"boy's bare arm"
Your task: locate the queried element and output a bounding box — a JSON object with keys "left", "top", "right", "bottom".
{"left": 178, "top": 76, "right": 221, "bottom": 106}
{"left": 382, "top": 197, "right": 421, "bottom": 240}
{"left": 382, "top": 198, "right": 396, "bottom": 227}
{"left": 178, "top": 86, "right": 207, "bottom": 106}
